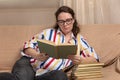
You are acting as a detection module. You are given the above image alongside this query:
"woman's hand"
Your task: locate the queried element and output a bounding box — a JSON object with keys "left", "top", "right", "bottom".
{"left": 35, "top": 53, "right": 49, "bottom": 62}
{"left": 67, "top": 54, "right": 98, "bottom": 65}
{"left": 67, "top": 55, "right": 81, "bottom": 65}
{"left": 24, "top": 48, "right": 49, "bottom": 62}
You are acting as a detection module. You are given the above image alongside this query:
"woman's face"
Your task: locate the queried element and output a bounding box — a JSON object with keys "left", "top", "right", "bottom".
{"left": 57, "top": 12, "right": 74, "bottom": 35}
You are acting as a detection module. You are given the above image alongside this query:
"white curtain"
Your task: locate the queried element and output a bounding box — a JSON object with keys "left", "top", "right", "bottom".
{"left": 60, "top": 0, "right": 120, "bottom": 24}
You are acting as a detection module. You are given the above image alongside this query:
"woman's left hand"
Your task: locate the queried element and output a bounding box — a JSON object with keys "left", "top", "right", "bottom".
{"left": 68, "top": 54, "right": 98, "bottom": 64}
{"left": 67, "top": 55, "right": 81, "bottom": 65}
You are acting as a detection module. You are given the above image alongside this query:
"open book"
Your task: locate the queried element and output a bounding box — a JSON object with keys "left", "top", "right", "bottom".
{"left": 37, "top": 39, "right": 77, "bottom": 58}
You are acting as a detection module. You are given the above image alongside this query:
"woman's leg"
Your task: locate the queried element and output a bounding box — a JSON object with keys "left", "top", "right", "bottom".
{"left": 12, "top": 56, "right": 35, "bottom": 80}
{"left": 0, "top": 72, "right": 16, "bottom": 80}
{"left": 35, "top": 70, "right": 68, "bottom": 80}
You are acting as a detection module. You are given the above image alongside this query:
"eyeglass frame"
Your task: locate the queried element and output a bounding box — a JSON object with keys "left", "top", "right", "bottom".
{"left": 57, "top": 18, "right": 73, "bottom": 26}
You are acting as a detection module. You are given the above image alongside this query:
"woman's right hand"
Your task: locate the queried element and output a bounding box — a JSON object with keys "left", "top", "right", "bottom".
{"left": 24, "top": 48, "right": 49, "bottom": 62}
{"left": 35, "top": 53, "right": 49, "bottom": 62}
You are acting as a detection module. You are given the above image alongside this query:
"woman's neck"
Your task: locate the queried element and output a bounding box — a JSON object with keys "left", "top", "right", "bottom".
{"left": 64, "top": 32, "right": 72, "bottom": 43}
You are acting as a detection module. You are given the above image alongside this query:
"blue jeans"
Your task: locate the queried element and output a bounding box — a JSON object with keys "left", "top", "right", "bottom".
{"left": 0, "top": 56, "right": 68, "bottom": 80}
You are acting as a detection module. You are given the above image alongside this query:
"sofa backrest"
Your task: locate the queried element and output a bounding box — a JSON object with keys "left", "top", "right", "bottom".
{"left": 0, "top": 25, "right": 50, "bottom": 69}
{"left": 80, "top": 24, "right": 120, "bottom": 64}
{"left": 0, "top": 24, "right": 120, "bottom": 69}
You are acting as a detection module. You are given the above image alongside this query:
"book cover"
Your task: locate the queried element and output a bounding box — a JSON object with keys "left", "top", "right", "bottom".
{"left": 76, "top": 74, "right": 103, "bottom": 79}
{"left": 77, "top": 63, "right": 104, "bottom": 68}
{"left": 37, "top": 39, "right": 77, "bottom": 58}
{"left": 75, "top": 72, "right": 102, "bottom": 77}
{"left": 76, "top": 66, "right": 102, "bottom": 70}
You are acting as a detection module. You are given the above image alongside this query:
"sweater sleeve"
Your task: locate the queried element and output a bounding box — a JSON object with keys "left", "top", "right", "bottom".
{"left": 80, "top": 35, "right": 99, "bottom": 62}
{"left": 21, "top": 31, "right": 44, "bottom": 56}
{"left": 36, "top": 57, "right": 72, "bottom": 71}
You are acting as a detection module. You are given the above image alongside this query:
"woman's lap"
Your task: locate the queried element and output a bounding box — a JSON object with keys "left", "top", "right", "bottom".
{"left": 0, "top": 56, "right": 68, "bottom": 80}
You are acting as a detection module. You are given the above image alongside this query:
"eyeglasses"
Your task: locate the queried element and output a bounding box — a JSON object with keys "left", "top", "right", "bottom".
{"left": 57, "top": 18, "right": 73, "bottom": 26}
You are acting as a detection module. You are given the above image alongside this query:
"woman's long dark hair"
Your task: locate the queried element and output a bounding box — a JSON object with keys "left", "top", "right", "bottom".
{"left": 54, "top": 6, "right": 80, "bottom": 37}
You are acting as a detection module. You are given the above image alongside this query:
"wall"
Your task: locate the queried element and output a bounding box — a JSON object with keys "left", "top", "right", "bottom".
{"left": 1, "top": 0, "right": 120, "bottom": 25}
{"left": 60, "top": 0, "right": 120, "bottom": 24}
{"left": 0, "top": 8, "right": 57, "bottom": 26}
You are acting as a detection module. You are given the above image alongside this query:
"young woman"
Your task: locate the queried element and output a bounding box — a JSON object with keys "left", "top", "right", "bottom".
{"left": 0, "top": 6, "right": 99, "bottom": 80}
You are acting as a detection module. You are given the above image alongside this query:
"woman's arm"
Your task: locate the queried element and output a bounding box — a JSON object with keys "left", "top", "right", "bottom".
{"left": 67, "top": 35, "right": 99, "bottom": 65}
{"left": 24, "top": 48, "right": 49, "bottom": 62}
{"left": 68, "top": 55, "right": 98, "bottom": 65}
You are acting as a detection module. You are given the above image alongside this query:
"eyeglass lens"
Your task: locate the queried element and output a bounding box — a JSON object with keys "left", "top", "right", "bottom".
{"left": 57, "top": 18, "right": 73, "bottom": 26}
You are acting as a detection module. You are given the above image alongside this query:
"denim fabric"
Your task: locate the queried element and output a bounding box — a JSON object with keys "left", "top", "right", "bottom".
{"left": 0, "top": 72, "right": 16, "bottom": 80}
{"left": 35, "top": 70, "right": 68, "bottom": 80}
{"left": 0, "top": 56, "right": 68, "bottom": 80}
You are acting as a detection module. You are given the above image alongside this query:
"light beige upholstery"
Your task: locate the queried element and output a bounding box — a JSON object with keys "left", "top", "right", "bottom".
{"left": 0, "top": 24, "right": 120, "bottom": 80}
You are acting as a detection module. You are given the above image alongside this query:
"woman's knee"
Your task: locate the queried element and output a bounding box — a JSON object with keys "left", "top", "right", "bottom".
{"left": 11, "top": 56, "right": 35, "bottom": 80}
{"left": 14, "top": 56, "right": 31, "bottom": 66}
{"left": 12, "top": 56, "right": 32, "bottom": 73}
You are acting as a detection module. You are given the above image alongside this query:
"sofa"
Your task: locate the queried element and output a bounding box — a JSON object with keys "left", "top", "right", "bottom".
{"left": 0, "top": 24, "right": 120, "bottom": 80}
